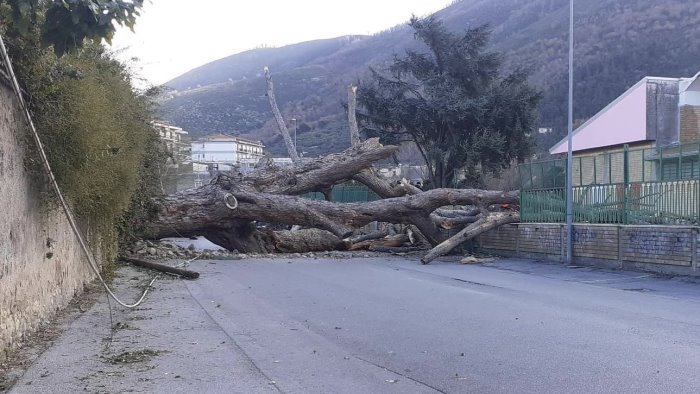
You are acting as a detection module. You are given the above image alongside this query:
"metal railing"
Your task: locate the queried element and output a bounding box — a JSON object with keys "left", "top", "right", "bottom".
{"left": 304, "top": 185, "right": 380, "bottom": 203}
{"left": 520, "top": 143, "right": 700, "bottom": 225}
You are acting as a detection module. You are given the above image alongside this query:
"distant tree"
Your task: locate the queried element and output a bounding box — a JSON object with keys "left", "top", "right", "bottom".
{"left": 357, "top": 16, "right": 541, "bottom": 188}
{"left": 0, "top": 0, "right": 143, "bottom": 56}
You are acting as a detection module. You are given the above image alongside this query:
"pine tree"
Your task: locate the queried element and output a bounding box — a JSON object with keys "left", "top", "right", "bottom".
{"left": 358, "top": 16, "right": 541, "bottom": 188}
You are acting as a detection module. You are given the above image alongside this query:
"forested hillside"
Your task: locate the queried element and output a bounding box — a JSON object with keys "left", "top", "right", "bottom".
{"left": 159, "top": 0, "right": 700, "bottom": 157}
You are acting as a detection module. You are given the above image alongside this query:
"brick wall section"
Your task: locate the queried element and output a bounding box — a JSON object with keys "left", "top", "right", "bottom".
{"left": 518, "top": 224, "right": 561, "bottom": 256}
{"left": 571, "top": 225, "right": 618, "bottom": 260}
{"left": 0, "top": 83, "right": 97, "bottom": 360}
{"left": 620, "top": 227, "right": 692, "bottom": 266}
{"left": 680, "top": 105, "right": 700, "bottom": 144}
{"left": 478, "top": 223, "right": 700, "bottom": 274}
{"left": 478, "top": 225, "right": 517, "bottom": 251}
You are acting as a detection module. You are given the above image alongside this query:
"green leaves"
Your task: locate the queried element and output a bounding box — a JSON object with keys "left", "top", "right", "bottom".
{"left": 0, "top": 0, "right": 144, "bottom": 56}
{"left": 358, "top": 16, "right": 541, "bottom": 188}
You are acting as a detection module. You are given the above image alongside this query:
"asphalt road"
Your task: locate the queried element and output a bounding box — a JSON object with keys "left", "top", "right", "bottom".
{"left": 10, "top": 256, "right": 700, "bottom": 393}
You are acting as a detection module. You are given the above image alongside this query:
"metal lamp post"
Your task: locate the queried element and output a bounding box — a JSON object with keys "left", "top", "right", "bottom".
{"left": 565, "top": 0, "right": 575, "bottom": 263}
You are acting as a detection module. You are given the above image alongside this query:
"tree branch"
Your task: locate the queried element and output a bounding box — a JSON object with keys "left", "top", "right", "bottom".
{"left": 264, "top": 66, "right": 299, "bottom": 164}
{"left": 348, "top": 85, "right": 361, "bottom": 146}
{"left": 421, "top": 212, "right": 520, "bottom": 264}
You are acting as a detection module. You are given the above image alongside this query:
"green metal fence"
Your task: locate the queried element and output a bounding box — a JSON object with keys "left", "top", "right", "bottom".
{"left": 304, "top": 185, "right": 380, "bottom": 203}
{"left": 520, "top": 142, "right": 700, "bottom": 225}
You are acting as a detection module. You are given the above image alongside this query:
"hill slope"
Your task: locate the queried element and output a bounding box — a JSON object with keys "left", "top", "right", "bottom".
{"left": 159, "top": 0, "right": 700, "bottom": 157}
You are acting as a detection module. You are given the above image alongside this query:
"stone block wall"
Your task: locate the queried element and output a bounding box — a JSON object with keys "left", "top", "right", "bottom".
{"left": 0, "top": 82, "right": 96, "bottom": 359}
{"left": 478, "top": 223, "right": 700, "bottom": 276}
{"left": 517, "top": 224, "right": 562, "bottom": 257}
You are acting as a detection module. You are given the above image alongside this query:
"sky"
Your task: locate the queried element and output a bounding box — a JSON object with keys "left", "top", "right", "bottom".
{"left": 111, "top": 0, "right": 454, "bottom": 86}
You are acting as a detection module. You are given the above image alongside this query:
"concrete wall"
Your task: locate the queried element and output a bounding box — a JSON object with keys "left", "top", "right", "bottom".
{"left": 680, "top": 74, "right": 700, "bottom": 106}
{"left": 0, "top": 81, "right": 96, "bottom": 359}
{"left": 478, "top": 223, "right": 700, "bottom": 276}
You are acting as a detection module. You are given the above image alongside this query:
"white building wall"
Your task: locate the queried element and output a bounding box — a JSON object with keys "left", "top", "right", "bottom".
{"left": 680, "top": 73, "right": 700, "bottom": 106}
{"left": 191, "top": 141, "right": 238, "bottom": 163}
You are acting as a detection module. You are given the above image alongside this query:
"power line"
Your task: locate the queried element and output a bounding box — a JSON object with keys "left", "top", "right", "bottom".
{"left": 0, "top": 35, "right": 154, "bottom": 309}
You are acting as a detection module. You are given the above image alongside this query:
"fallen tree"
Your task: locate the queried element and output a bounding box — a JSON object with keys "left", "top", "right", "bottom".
{"left": 142, "top": 71, "right": 521, "bottom": 262}
{"left": 143, "top": 162, "right": 519, "bottom": 259}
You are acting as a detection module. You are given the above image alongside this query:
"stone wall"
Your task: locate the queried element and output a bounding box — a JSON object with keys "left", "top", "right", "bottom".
{"left": 0, "top": 81, "right": 96, "bottom": 359}
{"left": 478, "top": 223, "right": 700, "bottom": 276}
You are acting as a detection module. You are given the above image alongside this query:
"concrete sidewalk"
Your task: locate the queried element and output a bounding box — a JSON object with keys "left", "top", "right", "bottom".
{"left": 7, "top": 256, "right": 700, "bottom": 393}
{"left": 9, "top": 264, "right": 278, "bottom": 394}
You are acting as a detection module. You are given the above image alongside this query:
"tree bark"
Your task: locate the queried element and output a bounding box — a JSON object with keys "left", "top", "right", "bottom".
{"left": 145, "top": 186, "right": 518, "bottom": 250}
{"left": 421, "top": 212, "right": 520, "bottom": 264}
{"left": 264, "top": 66, "right": 299, "bottom": 164}
{"left": 270, "top": 229, "right": 349, "bottom": 253}
{"left": 430, "top": 214, "right": 479, "bottom": 229}
{"left": 368, "top": 246, "right": 426, "bottom": 253}
{"left": 143, "top": 90, "right": 522, "bottom": 258}
{"left": 121, "top": 257, "right": 200, "bottom": 279}
{"left": 349, "top": 234, "right": 409, "bottom": 250}
{"left": 217, "top": 138, "right": 397, "bottom": 195}
{"left": 348, "top": 85, "right": 361, "bottom": 146}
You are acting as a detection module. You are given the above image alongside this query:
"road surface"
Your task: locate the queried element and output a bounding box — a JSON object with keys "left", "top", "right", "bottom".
{"left": 9, "top": 256, "right": 700, "bottom": 393}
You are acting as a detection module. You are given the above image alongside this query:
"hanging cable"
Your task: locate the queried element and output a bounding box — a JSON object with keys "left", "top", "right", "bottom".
{"left": 0, "top": 35, "right": 154, "bottom": 308}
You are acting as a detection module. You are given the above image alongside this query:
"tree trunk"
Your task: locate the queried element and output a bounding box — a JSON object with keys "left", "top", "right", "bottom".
{"left": 348, "top": 85, "right": 361, "bottom": 146}
{"left": 144, "top": 185, "right": 518, "bottom": 250}
{"left": 264, "top": 66, "right": 299, "bottom": 164}
{"left": 421, "top": 212, "right": 520, "bottom": 264}
{"left": 271, "top": 229, "right": 349, "bottom": 253}
{"left": 142, "top": 98, "right": 521, "bottom": 258}
{"left": 217, "top": 138, "right": 398, "bottom": 195}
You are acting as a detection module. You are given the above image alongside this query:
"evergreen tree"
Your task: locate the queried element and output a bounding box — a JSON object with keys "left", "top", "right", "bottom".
{"left": 357, "top": 16, "right": 541, "bottom": 188}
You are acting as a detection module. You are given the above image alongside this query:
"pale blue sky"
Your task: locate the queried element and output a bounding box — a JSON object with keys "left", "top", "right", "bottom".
{"left": 112, "top": 0, "right": 453, "bottom": 86}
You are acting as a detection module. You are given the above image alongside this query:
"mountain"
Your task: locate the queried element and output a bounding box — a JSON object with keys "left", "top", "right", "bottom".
{"left": 158, "top": 0, "right": 700, "bottom": 157}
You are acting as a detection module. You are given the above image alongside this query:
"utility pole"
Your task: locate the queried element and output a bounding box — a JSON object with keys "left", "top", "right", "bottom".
{"left": 566, "top": 0, "right": 575, "bottom": 263}
{"left": 291, "top": 118, "right": 297, "bottom": 156}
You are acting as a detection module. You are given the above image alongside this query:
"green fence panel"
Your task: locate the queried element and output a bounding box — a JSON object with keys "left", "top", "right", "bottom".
{"left": 520, "top": 141, "right": 700, "bottom": 225}
{"left": 303, "top": 185, "right": 380, "bottom": 203}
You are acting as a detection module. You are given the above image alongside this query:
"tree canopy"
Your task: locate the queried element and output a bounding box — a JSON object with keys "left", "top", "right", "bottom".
{"left": 357, "top": 16, "right": 541, "bottom": 188}
{"left": 0, "top": 0, "right": 143, "bottom": 56}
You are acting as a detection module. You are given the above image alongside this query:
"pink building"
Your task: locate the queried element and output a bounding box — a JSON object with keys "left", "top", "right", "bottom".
{"left": 550, "top": 71, "right": 700, "bottom": 156}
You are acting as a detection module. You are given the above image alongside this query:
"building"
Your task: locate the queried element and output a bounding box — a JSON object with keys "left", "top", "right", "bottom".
{"left": 152, "top": 121, "right": 189, "bottom": 154}
{"left": 550, "top": 71, "right": 700, "bottom": 155}
{"left": 236, "top": 157, "right": 294, "bottom": 173}
{"left": 546, "top": 71, "right": 700, "bottom": 185}
{"left": 190, "top": 133, "right": 266, "bottom": 186}
{"left": 191, "top": 134, "right": 264, "bottom": 164}
{"left": 235, "top": 136, "right": 265, "bottom": 161}
{"left": 151, "top": 121, "right": 193, "bottom": 193}
{"left": 519, "top": 71, "right": 700, "bottom": 225}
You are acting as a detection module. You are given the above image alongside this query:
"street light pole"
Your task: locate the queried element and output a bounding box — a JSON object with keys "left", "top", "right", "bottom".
{"left": 291, "top": 117, "right": 297, "bottom": 157}
{"left": 565, "top": 0, "right": 574, "bottom": 263}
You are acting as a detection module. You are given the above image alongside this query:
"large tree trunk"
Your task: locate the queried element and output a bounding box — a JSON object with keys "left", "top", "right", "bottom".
{"left": 220, "top": 138, "right": 397, "bottom": 195}
{"left": 421, "top": 212, "right": 520, "bottom": 264}
{"left": 144, "top": 179, "right": 518, "bottom": 252}
{"left": 141, "top": 79, "right": 521, "bottom": 261}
